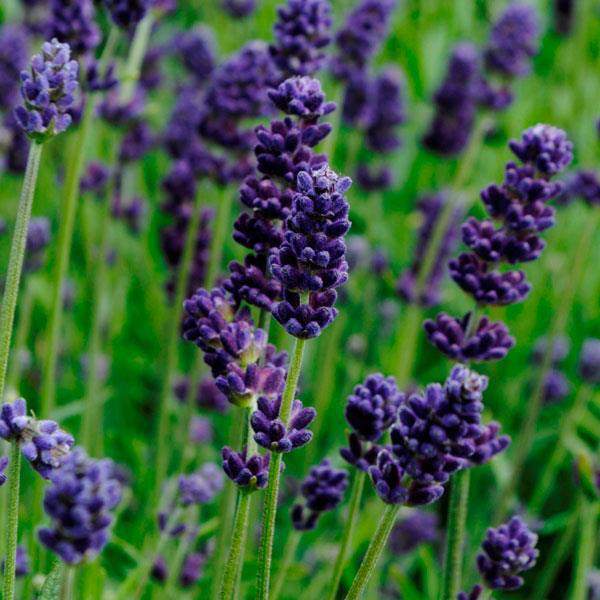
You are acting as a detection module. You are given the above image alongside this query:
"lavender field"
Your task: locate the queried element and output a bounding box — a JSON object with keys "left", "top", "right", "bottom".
{"left": 0, "top": 0, "right": 599, "bottom": 598}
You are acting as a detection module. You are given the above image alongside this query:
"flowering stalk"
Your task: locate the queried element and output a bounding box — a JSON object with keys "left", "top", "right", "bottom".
{"left": 327, "top": 469, "right": 366, "bottom": 600}
{"left": 0, "top": 143, "right": 43, "bottom": 402}
{"left": 2, "top": 442, "right": 21, "bottom": 600}
{"left": 440, "top": 468, "right": 471, "bottom": 600}
{"left": 206, "top": 187, "right": 234, "bottom": 289}
{"left": 61, "top": 566, "right": 75, "bottom": 600}
{"left": 5, "top": 279, "right": 34, "bottom": 393}
{"left": 271, "top": 530, "right": 301, "bottom": 600}
{"left": 256, "top": 337, "right": 306, "bottom": 600}
{"left": 120, "top": 13, "right": 155, "bottom": 103}
{"left": 570, "top": 498, "right": 598, "bottom": 600}
{"left": 345, "top": 503, "right": 401, "bottom": 599}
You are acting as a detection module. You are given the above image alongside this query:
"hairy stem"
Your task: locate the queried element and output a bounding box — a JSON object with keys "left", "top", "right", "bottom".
{"left": 0, "top": 142, "right": 42, "bottom": 403}
{"left": 2, "top": 442, "right": 21, "bottom": 600}
{"left": 120, "top": 13, "right": 154, "bottom": 103}
{"left": 344, "top": 503, "right": 401, "bottom": 599}
{"left": 256, "top": 337, "right": 306, "bottom": 600}
{"left": 271, "top": 530, "right": 301, "bottom": 600}
{"left": 205, "top": 187, "right": 234, "bottom": 289}
{"left": 440, "top": 468, "right": 470, "bottom": 600}
{"left": 328, "top": 469, "right": 367, "bottom": 600}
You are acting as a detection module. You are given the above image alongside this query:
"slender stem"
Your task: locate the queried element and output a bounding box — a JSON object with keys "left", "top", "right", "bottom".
{"left": 206, "top": 187, "right": 234, "bottom": 289}
{"left": 153, "top": 184, "right": 206, "bottom": 505}
{"left": 210, "top": 410, "right": 246, "bottom": 600}
{"left": 344, "top": 503, "right": 401, "bottom": 600}
{"left": 390, "top": 303, "right": 422, "bottom": 387}
{"left": 257, "top": 308, "right": 271, "bottom": 334}
{"left": 6, "top": 279, "right": 34, "bottom": 393}
{"left": 81, "top": 167, "right": 113, "bottom": 453}
{"left": 40, "top": 98, "right": 95, "bottom": 417}
{"left": 271, "top": 530, "right": 301, "bottom": 600}
{"left": 2, "top": 441, "right": 21, "bottom": 600}
{"left": 256, "top": 337, "right": 306, "bottom": 600}
{"left": 61, "top": 566, "right": 75, "bottom": 600}
{"left": 497, "top": 210, "right": 600, "bottom": 520}
{"left": 220, "top": 491, "right": 252, "bottom": 600}
{"left": 570, "top": 498, "right": 598, "bottom": 600}
{"left": 120, "top": 13, "right": 154, "bottom": 103}
{"left": 165, "top": 507, "right": 197, "bottom": 596}
{"left": 0, "top": 142, "right": 42, "bottom": 403}
{"left": 439, "top": 468, "right": 470, "bottom": 600}
{"left": 328, "top": 469, "right": 367, "bottom": 600}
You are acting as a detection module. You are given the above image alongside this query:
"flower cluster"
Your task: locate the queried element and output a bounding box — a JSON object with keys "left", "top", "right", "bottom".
{"left": 221, "top": 447, "right": 270, "bottom": 491}
{"left": 226, "top": 76, "right": 338, "bottom": 316}
{"left": 104, "top": 0, "right": 149, "bottom": 30}
{"left": 397, "top": 193, "right": 462, "bottom": 307}
{"left": 222, "top": 0, "right": 256, "bottom": 18}
{"left": 48, "top": 0, "right": 100, "bottom": 59}
{"left": 0, "top": 455, "right": 7, "bottom": 486}
{"left": 580, "top": 338, "right": 600, "bottom": 385}
{"left": 178, "top": 463, "right": 224, "bottom": 506}
{"left": 270, "top": 0, "right": 332, "bottom": 78}
{"left": 15, "top": 38, "right": 79, "bottom": 141}
{"left": 270, "top": 166, "right": 352, "bottom": 338}
{"left": 425, "top": 125, "right": 573, "bottom": 362}
{"left": 369, "top": 365, "right": 509, "bottom": 505}
{"left": 0, "top": 398, "right": 74, "bottom": 479}
{"left": 477, "top": 516, "right": 539, "bottom": 590}
{"left": 38, "top": 447, "right": 123, "bottom": 564}
{"left": 0, "top": 25, "right": 29, "bottom": 112}
{"left": 291, "top": 459, "right": 348, "bottom": 530}
{"left": 388, "top": 510, "right": 438, "bottom": 555}
{"left": 175, "top": 26, "right": 216, "bottom": 82}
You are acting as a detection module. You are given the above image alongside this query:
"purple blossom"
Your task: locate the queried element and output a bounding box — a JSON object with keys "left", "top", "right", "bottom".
{"left": 15, "top": 38, "right": 79, "bottom": 141}
{"left": 80, "top": 161, "right": 110, "bottom": 196}
{"left": 330, "top": 0, "right": 396, "bottom": 80}
{"left": 0, "top": 456, "right": 7, "bottom": 486}
{"left": 531, "top": 335, "right": 570, "bottom": 366}
{"left": 251, "top": 395, "right": 316, "bottom": 453}
{"left": 477, "top": 516, "right": 539, "bottom": 590}
{"left": 0, "top": 398, "right": 74, "bottom": 479}
{"left": 388, "top": 510, "right": 438, "bottom": 555}
{"left": 560, "top": 170, "right": 600, "bottom": 207}
{"left": 180, "top": 552, "right": 206, "bottom": 587}
{"left": 178, "top": 463, "right": 224, "bottom": 506}
{"left": 457, "top": 585, "right": 483, "bottom": 600}
{"left": 291, "top": 459, "right": 348, "bottom": 530}
{"left": 270, "top": 0, "right": 332, "bottom": 78}
{"left": 119, "top": 120, "right": 154, "bottom": 163}
{"left": 541, "top": 370, "right": 569, "bottom": 404}
{"left": 0, "top": 25, "right": 29, "bottom": 112}
{"left": 221, "top": 447, "right": 269, "bottom": 490}
{"left": 189, "top": 416, "right": 213, "bottom": 444}
{"left": 579, "top": 339, "right": 600, "bottom": 385}
{"left": 221, "top": 0, "right": 256, "bottom": 18}
{"left": 424, "top": 313, "right": 515, "bottom": 363}
{"left": 104, "top": 0, "right": 149, "bottom": 30}
{"left": 39, "top": 447, "right": 123, "bottom": 564}
{"left": 174, "top": 376, "right": 229, "bottom": 413}
{"left": 339, "top": 432, "right": 383, "bottom": 472}
{"left": 48, "top": 0, "right": 100, "bottom": 58}
{"left": 175, "top": 27, "right": 215, "bottom": 81}
{"left": 484, "top": 4, "right": 539, "bottom": 78}
{"left": 355, "top": 164, "right": 393, "bottom": 191}
{"left": 25, "top": 216, "right": 51, "bottom": 272}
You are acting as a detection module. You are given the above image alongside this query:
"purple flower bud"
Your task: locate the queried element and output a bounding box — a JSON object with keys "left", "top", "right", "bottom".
{"left": 189, "top": 416, "right": 213, "bottom": 444}
{"left": 0, "top": 398, "right": 74, "bottom": 479}
{"left": 291, "top": 459, "right": 348, "bottom": 530}
{"left": 119, "top": 120, "right": 154, "bottom": 163}
{"left": 579, "top": 339, "right": 600, "bottom": 385}
{"left": 388, "top": 510, "right": 438, "bottom": 555}
{"left": 560, "top": 170, "right": 600, "bottom": 207}
{"left": 0, "top": 26, "right": 29, "bottom": 112}
{"left": 180, "top": 552, "right": 205, "bottom": 587}
{"left": 221, "top": 0, "right": 256, "bottom": 18}
{"left": 48, "top": 0, "right": 101, "bottom": 58}
{"left": 178, "top": 463, "right": 224, "bottom": 506}
{"left": 457, "top": 585, "right": 483, "bottom": 600}
{"left": 476, "top": 516, "right": 539, "bottom": 590}
{"left": 15, "top": 38, "right": 79, "bottom": 141}
{"left": 541, "top": 370, "right": 569, "bottom": 405}
{"left": 221, "top": 446, "right": 270, "bottom": 491}
{"left": 340, "top": 432, "right": 383, "bottom": 472}
{"left": 39, "top": 447, "right": 123, "bottom": 564}
{"left": 80, "top": 161, "right": 110, "bottom": 196}
{"left": 268, "top": 77, "right": 335, "bottom": 123}
{"left": 25, "top": 216, "right": 51, "bottom": 272}
{"left": 531, "top": 335, "right": 570, "bottom": 366}
{"left": 424, "top": 312, "right": 515, "bottom": 363}
{"left": 270, "top": 0, "right": 332, "bottom": 78}
{"left": 355, "top": 164, "right": 393, "bottom": 191}
{"left": 368, "top": 450, "right": 410, "bottom": 505}
{"left": 104, "top": 0, "right": 149, "bottom": 30}
{"left": 175, "top": 26, "right": 215, "bottom": 81}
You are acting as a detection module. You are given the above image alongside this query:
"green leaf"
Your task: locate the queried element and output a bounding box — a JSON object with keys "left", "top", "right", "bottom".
{"left": 39, "top": 562, "right": 64, "bottom": 600}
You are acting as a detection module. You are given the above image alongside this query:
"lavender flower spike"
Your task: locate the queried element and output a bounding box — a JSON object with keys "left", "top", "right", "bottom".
{"left": 15, "top": 38, "right": 79, "bottom": 142}
{"left": 38, "top": 448, "right": 123, "bottom": 564}
{"left": 579, "top": 338, "right": 600, "bottom": 385}
{"left": 0, "top": 398, "right": 74, "bottom": 479}
{"left": 178, "top": 463, "right": 224, "bottom": 506}
{"left": 477, "top": 516, "right": 539, "bottom": 590}
{"left": 291, "top": 459, "right": 348, "bottom": 530}
{"left": 221, "top": 447, "right": 270, "bottom": 491}
{"left": 104, "top": 0, "right": 149, "bottom": 30}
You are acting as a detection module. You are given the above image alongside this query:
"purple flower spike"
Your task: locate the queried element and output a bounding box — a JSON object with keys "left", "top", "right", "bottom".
{"left": 330, "top": 0, "right": 396, "bottom": 81}
{"left": 49, "top": 0, "right": 101, "bottom": 58}
{"left": 251, "top": 395, "right": 316, "bottom": 453}
{"left": 80, "top": 162, "right": 110, "bottom": 196}
{"left": 221, "top": 447, "right": 270, "bottom": 491}
{"left": 368, "top": 450, "right": 409, "bottom": 505}
{"left": 477, "top": 516, "right": 539, "bottom": 590}
{"left": 485, "top": 4, "right": 539, "bottom": 78}
{"left": 39, "top": 447, "right": 123, "bottom": 564}
{"left": 0, "top": 455, "right": 8, "bottom": 486}
{"left": 270, "top": 0, "right": 332, "bottom": 78}
{"left": 0, "top": 26, "right": 29, "bottom": 112}
{"left": 340, "top": 432, "right": 383, "bottom": 472}
{"left": 579, "top": 339, "right": 600, "bottom": 385}
{"left": 221, "top": 0, "right": 256, "bottom": 18}
{"left": 458, "top": 585, "right": 483, "bottom": 600}
{"left": 424, "top": 313, "right": 515, "bottom": 363}
{"left": 104, "top": 0, "right": 149, "bottom": 30}
{"left": 344, "top": 373, "right": 403, "bottom": 442}
{"left": 178, "top": 463, "right": 224, "bottom": 506}
{"left": 291, "top": 459, "right": 348, "bottom": 530}
{"left": 176, "top": 26, "right": 215, "bottom": 81}
{"left": 15, "top": 38, "right": 79, "bottom": 141}
{"left": 189, "top": 416, "right": 213, "bottom": 444}
{"left": 389, "top": 510, "right": 438, "bottom": 555}
{"left": 0, "top": 398, "right": 74, "bottom": 479}
{"left": 469, "top": 422, "right": 511, "bottom": 466}
{"left": 268, "top": 77, "right": 336, "bottom": 123}
{"left": 180, "top": 552, "right": 205, "bottom": 588}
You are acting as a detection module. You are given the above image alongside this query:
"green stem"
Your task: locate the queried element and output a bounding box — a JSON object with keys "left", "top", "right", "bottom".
{"left": 256, "top": 337, "right": 306, "bottom": 600}
{"left": 206, "top": 187, "right": 234, "bottom": 289}
{"left": 81, "top": 170, "right": 113, "bottom": 453}
{"left": 271, "top": 530, "right": 301, "bottom": 600}
{"left": 120, "top": 13, "right": 154, "bottom": 103}
{"left": 220, "top": 491, "right": 252, "bottom": 600}
{"left": 6, "top": 279, "right": 34, "bottom": 394}
{"left": 61, "top": 566, "right": 75, "bottom": 600}
{"left": 344, "top": 503, "right": 401, "bottom": 599}
{"left": 497, "top": 210, "right": 600, "bottom": 520}
{"left": 439, "top": 468, "right": 470, "bottom": 600}
{"left": 165, "top": 507, "right": 197, "bottom": 596}
{"left": 40, "top": 98, "right": 95, "bottom": 417}
{"left": 0, "top": 142, "right": 42, "bottom": 403}
{"left": 2, "top": 442, "right": 21, "bottom": 600}
{"left": 153, "top": 184, "right": 206, "bottom": 505}
{"left": 328, "top": 470, "right": 367, "bottom": 600}
{"left": 570, "top": 498, "right": 598, "bottom": 600}
{"left": 390, "top": 303, "right": 422, "bottom": 387}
